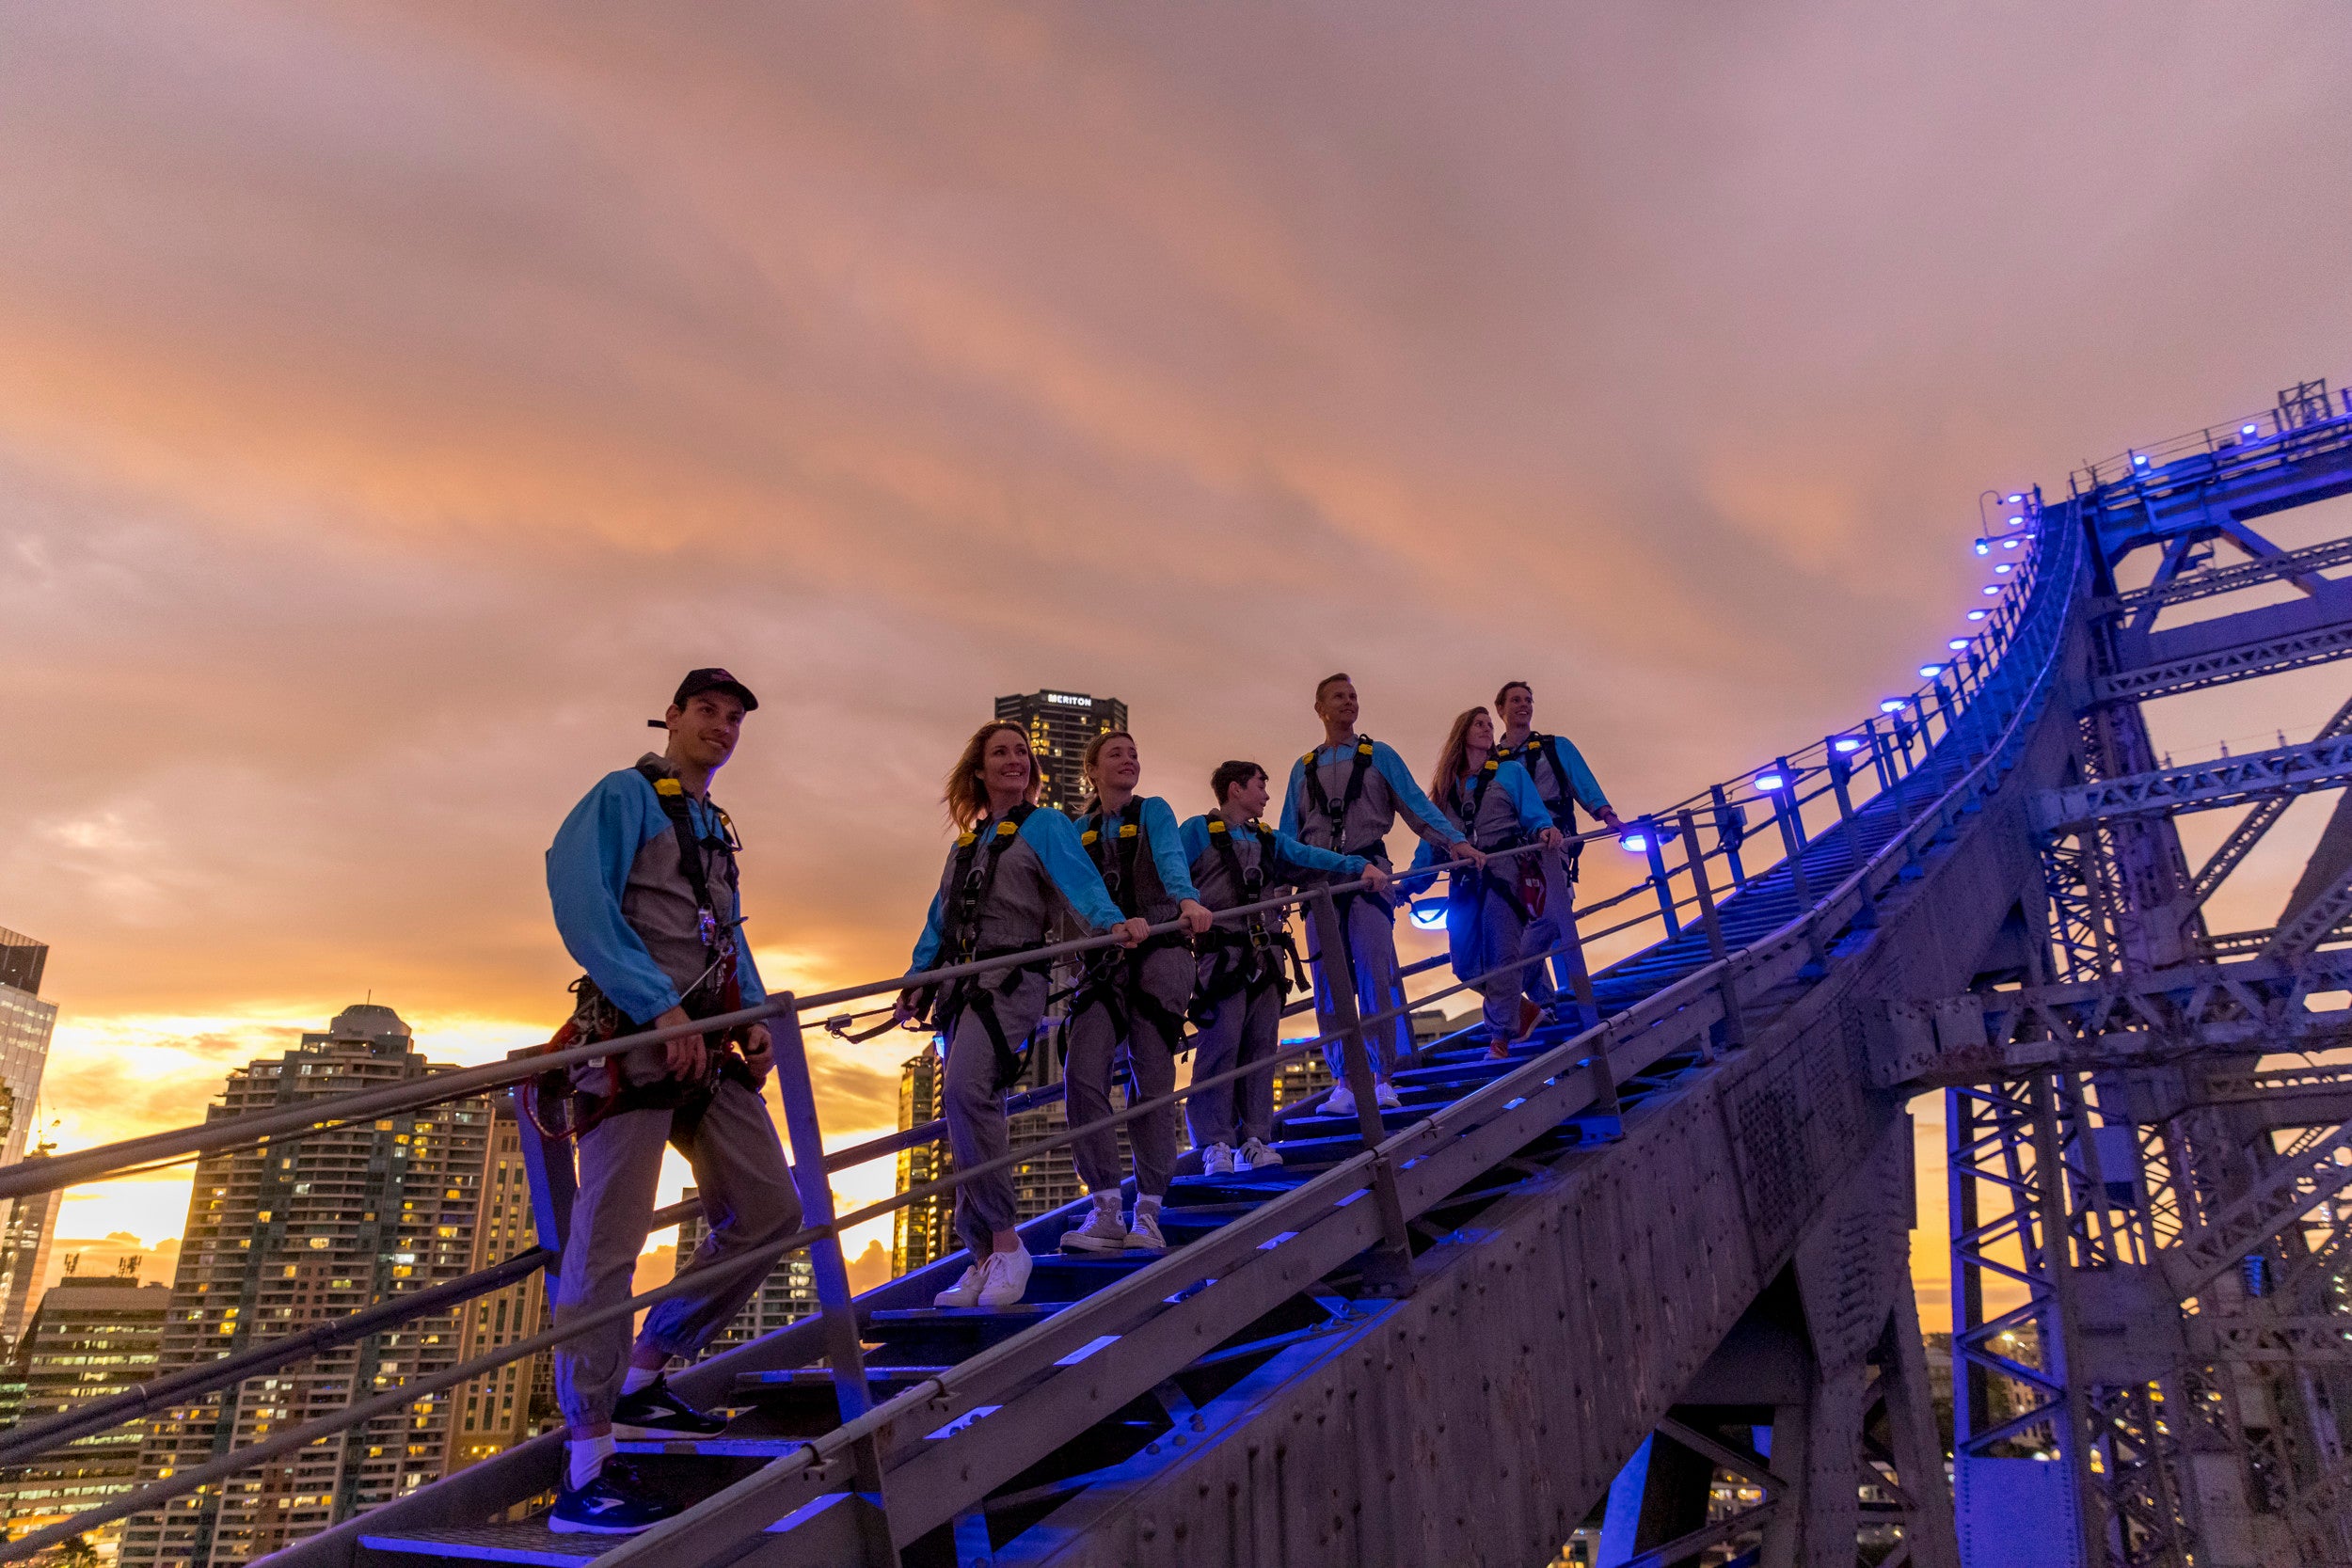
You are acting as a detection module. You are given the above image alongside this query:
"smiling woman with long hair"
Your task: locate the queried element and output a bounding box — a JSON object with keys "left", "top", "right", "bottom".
{"left": 1414, "top": 705, "right": 1562, "bottom": 1058}
{"left": 894, "top": 720, "right": 1147, "bottom": 1309}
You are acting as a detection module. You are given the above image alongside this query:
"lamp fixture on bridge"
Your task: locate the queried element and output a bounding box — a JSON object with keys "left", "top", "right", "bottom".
{"left": 1832, "top": 736, "right": 1863, "bottom": 753}
{"left": 2243, "top": 423, "right": 2260, "bottom": 436}
{"left": 1948, "top": 639, "right": 1969, "bottom": 650}
{"left": 1617, "top": 830, "right": 1647, "bottom": 853}
{"left": 1918, "top": 664, "right": 1943, "bottom": 678}
{"left": 1974, "top": 538, "right": 1991, "bottom": 556}
{"left": 2007, "top": 493, "right": 2024, "bottom": 503}
{"left": 1983, "top": 585, "right": 2001, "bottom": 594}
{"left": 1752, "top": 771, "right": 1787, "bottom": 792}
{"left": 1967, "top": 609, "right": 1989, "bottom": 620}
{"left": 1880, "top": 698, "right": 1908, "bottom": 712}
{"left": 2002, "top": 537, "right": 2022, "bottom": 548}
{"left": 1407, "top": 902, "right": 1446, "bottom": 931}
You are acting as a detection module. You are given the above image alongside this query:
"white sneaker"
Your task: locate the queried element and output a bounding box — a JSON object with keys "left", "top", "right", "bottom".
{"left": 1125, "top": 1206, "right": 1168, "bottom": 1252}
{"left": 1325, "top": 1082, "right": 1357, "bottom": 1118}
{"left": 1201, "top": 1143, "right": 1235, "bottom": 1177}
{"left": 933, "top": 1263, "right": 984, "bottom": 1309}
{"left": 1060, "top": 1196, "right": 1128, "bottom": 1254}
{"left": 1238, "top": 1137, "right": 1283, "bottom": 1170}
{"left": 1375, "top": 1081, "right": 1402, "bottom": 1110}
{"left": 975, "top": 1248, "right": 1032, "bottom": 1308}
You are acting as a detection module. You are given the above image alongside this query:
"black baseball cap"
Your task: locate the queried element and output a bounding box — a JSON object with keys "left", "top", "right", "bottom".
{"left": 672, "top": 668, "right": 758, "bottom": 713}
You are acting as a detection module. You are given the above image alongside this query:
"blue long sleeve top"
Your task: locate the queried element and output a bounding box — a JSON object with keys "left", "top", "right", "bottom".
{"left": 1079, "top": 795, "right": 1201, "bottom": 907}
{"left": 1408, "top": 761, "right": 1556, "bottom": 870}
{"left": 547, "top": 767, "right": 766, "bottom": 1025}
{"left": 1279, "top": 737, "right": 1466, "bottom": 848}
{"left": 1496, "top": 731, "right": 1613, "bottom": 816}
{"left": 907, "top": 808, "right": 1129, "bottom": 974}
{"left": 1177, "top": 816, "right": 1365, "bottom": 881}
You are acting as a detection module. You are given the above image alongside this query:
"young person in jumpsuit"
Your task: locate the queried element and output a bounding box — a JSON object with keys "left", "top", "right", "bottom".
{"left": 1491, "top": 680, "right": 1624, "bottom": 1008}
{"left": 1279, "top": 673, "right": 1481, "bottom": 1117}
{"left": 1180, "top": 761, "right": 1387, "bottom": 1176}
{"left": 1057, "top": 732, "right": 1216, "bottom": 1255}
{"left": 892, "top": 721, "right": 1147, "bottom": 1310}
{"left": 1412, "top": 705, "right": 1564, "bottom": 1058}
{"left": 542, "top": 669, "right": 803, "bottom": 1534}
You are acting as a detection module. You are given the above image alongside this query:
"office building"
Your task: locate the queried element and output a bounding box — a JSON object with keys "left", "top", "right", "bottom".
{"left": 0, "top": 1264, "right": 171, "bottom": 1555}
{"left": 444, "top": 1105, "right": 550, "bottom": 1475}
{"left": 0, "top": 929, "right": 59, "bottom": 1349}
{"left": 675, "top": 1191, "right": 818, "bottom": 1357}
{"left": 993, "top": 691, "right": 1128, "bottom": 815}
{"left": 119, "top": 1006, "right": 492, "bottom": 1568}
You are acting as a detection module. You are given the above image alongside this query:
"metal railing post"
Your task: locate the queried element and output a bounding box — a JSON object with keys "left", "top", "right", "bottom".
{"left": 1639, "top": 817, "right": 1682, "bottom": 940}
{"left": 1306, "top": 884, "right": 1413, "bottom": 1293}
{"left": 1540, "top": 842, "right": 1600, "bottom": 1032}
{"left": 1824, "top": 740, "right": 1875, "bottom": 927}
{"left": 508, "top": 1049, "right": 575, "bottom": 1273}
{"left": 1675, "top": 811, "right": 1740, "bottom": 1056}
{"left": 766, "top": 997, "right": 898, "bottom": 1565}
{"left": 1709, "top": 784, "right": 1749, "bottom": 890}
{"left": 1768, "top": 761, "right": 1830, "bottom": 973}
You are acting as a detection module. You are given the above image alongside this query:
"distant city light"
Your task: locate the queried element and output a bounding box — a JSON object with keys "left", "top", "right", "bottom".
{"left": 1753, "top": 772, "right": 1786, "bottom": 792}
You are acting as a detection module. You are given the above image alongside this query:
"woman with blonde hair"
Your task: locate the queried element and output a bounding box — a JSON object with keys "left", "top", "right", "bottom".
{"left": 1412, "top": 706, "right": 1561, "bottom": 1058}
{"left": 1058, "top": 731, "right": 1214, "bottom": 1255}
{"left": 895, "top": 720, "right": 1145, "bottom": 1309}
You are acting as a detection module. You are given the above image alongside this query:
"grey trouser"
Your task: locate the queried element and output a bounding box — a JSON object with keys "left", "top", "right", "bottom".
{"left": 1469, "top": 883, "right": 1533, "bottom": 1042}
{"left": 1306, "top": 886, "right": 1411, "bottom": 1081}
{"left": 942, "top": 969, "right": 1052, "bottom": 1255}
{"left": 1064, "top": 943, "right": 1191, "bottom": 1199}
{"left": 553, "top": 1079, "right": 803, "bottom": 1430}
{"left": 1186, "top": 970, "right": 1282, "bottom": 1149}
{"left": 1522, "top": 907, "right": 1576, "bottom": 1005}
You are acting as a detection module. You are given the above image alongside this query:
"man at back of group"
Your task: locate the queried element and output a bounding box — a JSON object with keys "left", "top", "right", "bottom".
{"left": 1280, "top": 673, "right": 1477, "bottom": 1117}
{"left": 1492, "top": 680, "right": 1625, "bottom": 1007}
{"left": 541, "top": 669, "right": 803, "bottom": 1535}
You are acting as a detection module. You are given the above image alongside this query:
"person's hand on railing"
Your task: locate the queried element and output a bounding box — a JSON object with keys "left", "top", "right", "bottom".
{"left": 741, "top": 1022, "right": 773, "bottom": 1086}
{"left": 1446, "top": 839, "right": 1486, "bottom": 868}
{"left": 1536, "top": 826, "right": 1564, "bottom": 849}
{"left": 891, "top": 991, "right": 920, "bottom": 1029}
{"left": 1361, "top": 863, "right": 1393, "bottom": 897}
{"left": 1598, "top": 809, "right": 1627, "bottom": 834}
{"left": 1114, "top": 916, "right": 1152, "bottom": 947}
{"left": 655, "top": 1006, "right": 708, "bottom": 1081}
{"left": 1177, "top": 899, "right": 1214, "bottom": 938}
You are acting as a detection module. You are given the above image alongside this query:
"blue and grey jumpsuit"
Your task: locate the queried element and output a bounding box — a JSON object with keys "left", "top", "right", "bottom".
{"left": 545, "top": 752, "right": 803, "bottom": 1432}
{"left": 1279, "top": 736, "right": 1467, "bottom": 1079}
{"left": 907, "top": 808, "right": 1126, "bottom": 1255}
{"left": 1178, "top": 814, "right": 1365, "bottom": 1149}
{"left": 1064, "top": 796, "right": 1200, "bottom": 1201}
{"left": 1493, "top": 731, "right": 1612, "bottom": 1002}
{"left": 1411, "top": 758, "right": 1555, "bottom": 1045}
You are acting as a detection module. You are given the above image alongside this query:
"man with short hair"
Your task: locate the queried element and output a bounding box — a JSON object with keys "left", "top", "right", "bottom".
{"left": 1279, "top": 674, "right": 1477, "bottom": 1116}
{"left": 1492, "top": 680, "right": 1625, "bottom": 1006}
{"left": 1181, "top": 761, "right": 1389, "bottom": 1174}
{"left": 541, "top": 669, "right": 803, "bottom": 1535}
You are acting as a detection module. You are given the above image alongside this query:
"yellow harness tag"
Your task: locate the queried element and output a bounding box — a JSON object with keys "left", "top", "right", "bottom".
{"left": 995, "top": 820, "right": 1019, "bottom": 837}
{"left": 1081, "top": 830, "right": 1099, "bottom": 846}
{"left": 956, "top": 832, "right": 978, "bottom": 847}
{"left": 1208, "top": 819, "right": 1228, "bottom": 835}
{"left": 654, "top": 777, "right": 684, "bottom": 797}
{"left": 1118, "top": 823, "right": 1138, "bottom": 838}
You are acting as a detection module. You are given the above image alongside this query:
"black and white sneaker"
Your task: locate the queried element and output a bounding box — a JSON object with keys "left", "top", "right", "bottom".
{"left": 549, "top": 1461, "right": 677, "bottom": 1535}
{"left": 612, "top": 1376, "right": 727, "bottom": 1439}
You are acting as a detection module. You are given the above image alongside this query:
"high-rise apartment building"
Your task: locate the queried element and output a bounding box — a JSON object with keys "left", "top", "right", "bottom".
{"left": 119, "top": 1006, "right": 491, "bottom": 1568}
{"left": 993, "top": 691, "right": 1128, "bottom": 815}
{"left": 674, "top": 1190, "right": 817, "bottom": 1357}
{"left": 0, "top": 928, "right": 60, "bottom": 1348}
{"left": 0, "top": 1265, "right": 171, "bottom": 1555}
{"left": 444, "top": 1105, "right": 551, "bottom": 1474}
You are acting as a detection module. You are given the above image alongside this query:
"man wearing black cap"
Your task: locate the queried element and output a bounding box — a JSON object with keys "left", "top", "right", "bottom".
{"left": 541, "top": 669, "right": 803, "bottom": 1534}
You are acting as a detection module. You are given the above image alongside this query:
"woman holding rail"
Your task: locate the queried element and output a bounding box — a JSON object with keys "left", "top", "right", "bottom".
{"left": 1412, "top": 706, "right": 1562, "bottom": 1059}
{"left": 895, "top": 721, "right": 1147, "bottom": 1309}
{"left": 1059, "top": 732, "right": 1214, "bottom": 1255}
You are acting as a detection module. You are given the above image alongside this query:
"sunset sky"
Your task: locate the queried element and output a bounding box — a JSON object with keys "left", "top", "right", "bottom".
{"left": 6, "top": 3, "right": 2352, "bottom": 1320}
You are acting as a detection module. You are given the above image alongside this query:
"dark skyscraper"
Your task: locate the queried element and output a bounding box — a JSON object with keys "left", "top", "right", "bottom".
{"left": 0, "top": 928, "right": 60, "bottom": 1349}
{"left": 993, "top": 690, "right": 1128, "bottom": 815}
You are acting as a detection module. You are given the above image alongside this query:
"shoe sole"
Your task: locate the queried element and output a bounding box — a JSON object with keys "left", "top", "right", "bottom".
{"left": 612, "top": 1421, "right": 726, "bottom": 1441}
{"left": 1059, "top": 1234, "right": 1127, "bottom": 1254}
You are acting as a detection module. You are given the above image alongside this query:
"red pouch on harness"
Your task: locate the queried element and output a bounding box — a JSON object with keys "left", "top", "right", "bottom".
{"left": 1518, "top": 861, "right": 1548, "bottom": 919}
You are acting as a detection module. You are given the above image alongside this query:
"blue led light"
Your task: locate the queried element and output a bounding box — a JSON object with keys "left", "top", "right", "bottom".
{"left": 2133, "top": 453, "right": 2149, "bottom": 466}
{"left": 2002, "top": 537, "right": 2022, "bottom": 548}
{"left": 1753, "top": 772, "right": 1786, "bottom": 792}
{"left": 1994, "top": 562, "right": 2014, "bottom": 575}
{"left": 1974, "top": 539, "right": 1991, "bottom": 556}
{"left": 2008, "top": 515, "right": 2025, "bottom": 526}
{"left": 1967, "top": 610, "right": 1989, "bottom": 620}
{"left": 1880, "top": 699, "right": 1907, "bottom": 712}
{"left": 1947, "top": 639, "right": 1968, "bottom": 650}
{"left": 2243, "top": 424, "right": 2259, "bottom": 436}
{"left": 1618, "top": 832, "right": 1647, "bottom": 854}
{"left": 1918, "top": 664, "right": 1942, "bottom": 678}
{"left": 1833, "top": 737, "right": 1863, "bottom": 753}
{"left": 2006, "top": 494, "right": 2024, "bottom": 503}
{"left": 1407, "top": 902, "right": 1447, "bottom": 931}
{"left": 1982, "top": 585, "right": 2000, "bottom": 595}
